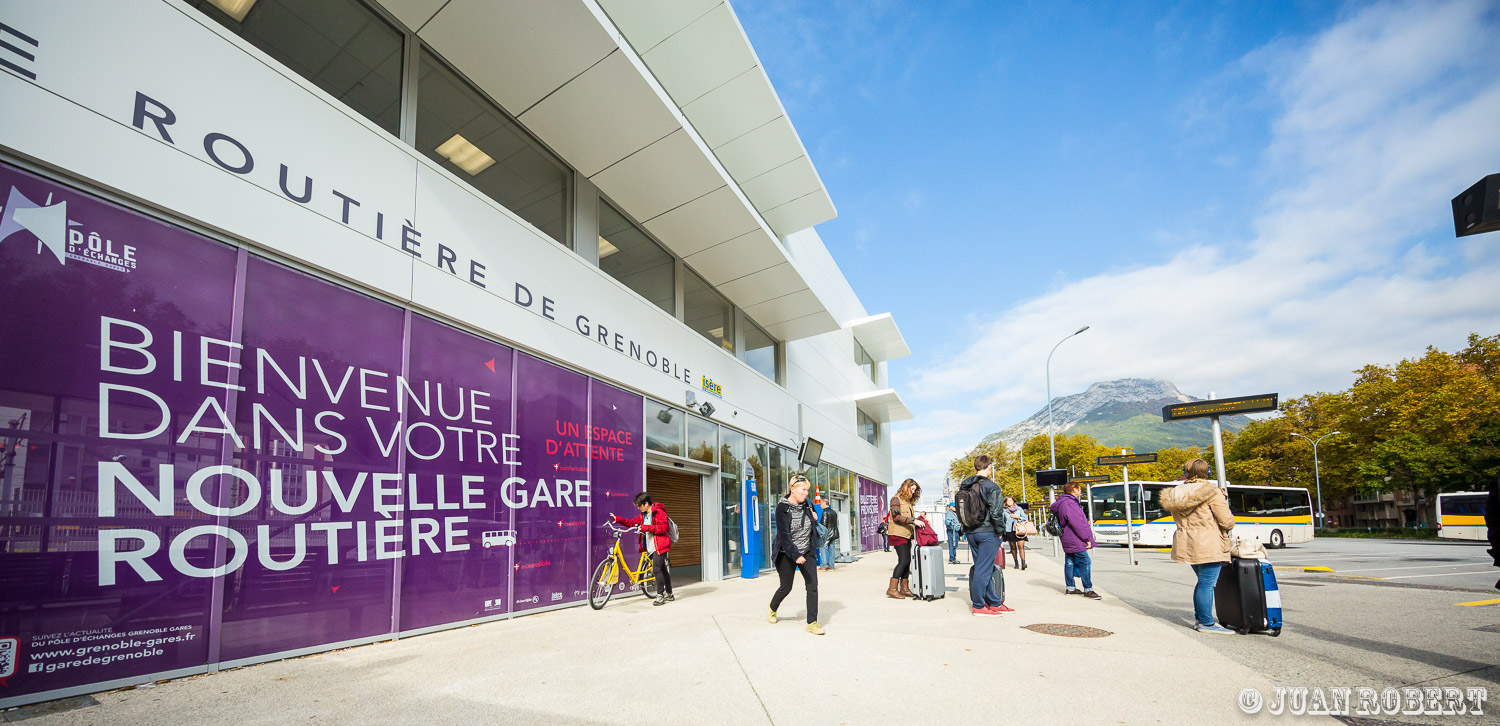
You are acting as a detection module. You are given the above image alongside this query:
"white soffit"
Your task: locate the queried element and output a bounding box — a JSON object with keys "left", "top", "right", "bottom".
{"left": 598, "top": 0, "right": 837, "bottom": 238}
{"left": 416, "top": 0, "right": 616, "bottom": 115}
{"left": 854, "top": 389, "right": 914, "bottom": 423}
{"left": 846, "top": 313, "right": 911, "bottom": 361}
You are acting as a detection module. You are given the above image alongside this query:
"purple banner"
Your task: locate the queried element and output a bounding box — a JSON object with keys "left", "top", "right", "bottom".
{"left": 858, "top": 477, "right": 889, "bottom": 553}
{"left": 510, "top": 355, "right": 591, "bottom": 611}
{"left": 587, "top": 380, "right": 644, "bottom": 578}
{"left": 0, "top": 162, "right": 645, "bottom": 703}
{"left": 0, "top": 163, "right": 233, "bottom": 697}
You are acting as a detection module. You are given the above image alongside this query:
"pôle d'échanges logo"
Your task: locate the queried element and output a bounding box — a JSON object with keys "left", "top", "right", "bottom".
{"left": 0, "top": 186, "right": 138, "bottom": 272}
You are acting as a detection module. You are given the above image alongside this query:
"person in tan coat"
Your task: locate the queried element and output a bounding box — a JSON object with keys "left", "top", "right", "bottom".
{"left": 885, "top": 479, "right": 920, "bottom": 599}
{"left": 1160, "top": 459, "right": 1236, "bottom": 634}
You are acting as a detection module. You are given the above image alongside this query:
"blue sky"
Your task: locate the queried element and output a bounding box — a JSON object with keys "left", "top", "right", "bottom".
{"left": 735, "top": 1, "right": 1500, "bottom": 485}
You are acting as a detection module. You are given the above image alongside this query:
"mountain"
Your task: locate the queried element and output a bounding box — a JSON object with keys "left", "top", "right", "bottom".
{"left": 980, "top": 378, "right": 1251, "bottom": 452}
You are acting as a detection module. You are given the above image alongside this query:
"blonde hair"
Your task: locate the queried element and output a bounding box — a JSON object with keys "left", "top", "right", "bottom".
{"left": 790, "top": 474, "right": 810, "bottom": 492}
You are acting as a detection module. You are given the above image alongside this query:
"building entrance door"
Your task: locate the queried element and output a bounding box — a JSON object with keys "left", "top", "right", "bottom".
{"left": 648, "top": 467, "right": 703, "bottom": 584}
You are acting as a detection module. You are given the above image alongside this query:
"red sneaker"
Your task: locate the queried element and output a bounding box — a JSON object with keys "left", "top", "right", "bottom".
{"left": 971, "top": 607, "right": 1001, "bottom": 617}
{"left": 992, "top": 604, "right": 1015, "bottom": 613}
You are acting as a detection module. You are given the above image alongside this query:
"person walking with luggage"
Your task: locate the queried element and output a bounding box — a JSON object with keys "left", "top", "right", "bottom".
{"left": 769, "top": 474, "right": 825, "bottom": 634}
{"left": 1002, "top": 496, "right": 1029, "bottom": 570}
{"left": 610, "top": 492, "right": 674, "bottom": 606}
{"left": 944, "top": 504, "right": 962, "bottom": 564}
{"left": 1050, "top": 480, "right": 1101, "bottom": 599}
{"left": 1160, "top": 458, "right": 1237, "bottom": 633}
{"left": 884, "top": 479, "right": 921, "bottom": 599}
{"left": 819, "top": 504, "right": 840, "bottom": 571}
{"left": 956, "top": 455, "right": 1012, "bottom": 616}
{"left": 880, "top": 512, "right": 890, "bottom": 552}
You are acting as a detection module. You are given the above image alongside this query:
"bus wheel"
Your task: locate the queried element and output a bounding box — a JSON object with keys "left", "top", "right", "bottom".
{"left": 1269, "top": 530, "right": 1284, "bottom": 549}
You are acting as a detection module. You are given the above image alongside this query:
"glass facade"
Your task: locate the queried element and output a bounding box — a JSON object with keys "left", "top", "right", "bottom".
{"left": 644, "top": 399, "right": 684, "bottom": 456}
{"left": 857, "top": 409, "right": 878, "bottom": 446}
{"left": 598, "top": 203, "right": 674, "bottom": 314}
{"left": 719, "top": 429, "right": 745, "bottom": 578}
{"left": 191, "top": 0, "right": 404, "bottom": 136}
{"left": 741, "top": 320, "right": 776, "bottom": 381}
{"left": 684, "top": 268, "right": 734, "bottom": 353}
{"left": 415, "top": 50, "right": 570, "bottom": 244}
{"left": 686, "top": 414, "right": 718, "bottom": 465}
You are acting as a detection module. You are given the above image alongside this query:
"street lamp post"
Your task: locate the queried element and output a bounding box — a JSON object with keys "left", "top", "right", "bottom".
{"left": 1291, "top": 431, "right": 1342, "bottom": 529}
{"left": 1046, "top": 326, "right": 1090, "bottom": 469}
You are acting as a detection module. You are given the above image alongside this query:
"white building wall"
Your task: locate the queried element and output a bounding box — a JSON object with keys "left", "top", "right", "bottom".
{"left": 0, "top": 0, "right": 896, "bottom": 485}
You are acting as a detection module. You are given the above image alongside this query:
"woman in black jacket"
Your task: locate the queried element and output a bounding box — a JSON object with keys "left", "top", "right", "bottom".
{"left": 768, "top": 474, "right": 825, "bottom": 634}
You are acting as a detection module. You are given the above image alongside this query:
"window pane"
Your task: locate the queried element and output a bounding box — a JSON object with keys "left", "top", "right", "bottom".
{"left": 686, "top": 414, "right": 717, "bottom": 464}
{"left": 857, "top": 410, "right": 877, "bottom": 446}
{"left": 644, "top": 399, "right": 684, "bottom": 456}
{"left": 683, "top": 269, "right": 734, "bottom": 353}
{"left": 415, "top": 50, "right": 568, "bottom": 244}
{"left": 598, "top": 203, "right": 673, "bottom": 314}
{"left": 741, "top": 320, "right": 776, "bottom": 380}
{"left": 192, "top": 0, "right": 403, "bottom": 136}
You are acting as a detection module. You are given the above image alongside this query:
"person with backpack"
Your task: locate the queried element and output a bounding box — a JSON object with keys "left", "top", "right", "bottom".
{"left": 819, "top": 504, "right": 840, "bottom": 571}
{"left": 1049, "top": 480, "right": 1101, "bottom": 599}
{"left": 956, "top": 455, "right": 1012, "bottom": 616}
{"left": 769, "top": 474, "right": 825, "bottom": 634}
{"left": 1002, "top": 496, "right": 1029, "bottom": 570}
{"left": 884, "top": 479, "right": 921, "bottom": 599}
{"left": 944, "top": 504, "right": 962, "bottom": 564}
{"left": 611, "top": 492, "right": 674, "bottom": 606}
{"left": 1160, "top": 458, "right": 1236, "bottom": 633}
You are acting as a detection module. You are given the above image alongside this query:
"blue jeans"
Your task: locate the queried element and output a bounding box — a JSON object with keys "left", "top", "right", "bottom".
{"left": 819, "top": 541, "right": 836, "bottom": 569}
{"left": 1191, "top": 562, "right": 1223, "bottom": 626}
{"left": 966, "top": 530, "right": 1004, "bottom": 608}
{"left": 947, "top": 529, "right": 961, "bottom": 562}
{"left": 1064, "top": 550, "right": 1093, "bottom": 591}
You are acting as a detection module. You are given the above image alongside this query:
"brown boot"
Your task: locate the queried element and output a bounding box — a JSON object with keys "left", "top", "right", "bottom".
{"left": 886, "top": 578, "right": 902, "bottom": 599}
{"left": 900, "top": 578, "right": 916, "bottom": 598}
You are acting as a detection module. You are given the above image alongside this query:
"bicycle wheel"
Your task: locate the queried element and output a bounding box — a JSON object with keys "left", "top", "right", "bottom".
{"left": 639, "top": 558, "right": 659, "bottom": 599}
{"left": 589, "top": 558, "right": 617, "bottom": 610}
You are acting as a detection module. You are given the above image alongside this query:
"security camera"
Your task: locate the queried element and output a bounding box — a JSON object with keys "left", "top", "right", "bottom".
{"left": 698, "top": 402, "right": 715, "bottom": 417}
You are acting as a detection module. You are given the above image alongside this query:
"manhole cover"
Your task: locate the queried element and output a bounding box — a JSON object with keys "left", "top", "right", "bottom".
{"left": 1024, "top": 623, "right": 1112, "bottom": 638}
{"left": 1473, "top": 624, "right": 1500, "bottom": 633}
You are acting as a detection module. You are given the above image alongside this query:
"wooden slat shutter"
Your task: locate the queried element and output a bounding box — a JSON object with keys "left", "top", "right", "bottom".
{"left": 649, "top": 469, "right": 701, "bottom": 567}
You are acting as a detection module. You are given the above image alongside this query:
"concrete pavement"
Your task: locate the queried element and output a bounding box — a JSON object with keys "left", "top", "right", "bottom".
{"left": 6, "top": 547, "right": 1334, "bottom": 725}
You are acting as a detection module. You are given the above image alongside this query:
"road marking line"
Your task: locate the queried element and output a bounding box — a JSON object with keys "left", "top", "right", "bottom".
{"left": 1381, "top": 569, "right": 1498, "bottom": 580}
{"left": 1274, "top": 566, "right": 1333, "bottom": 572}
{"left": 1456, "top": 598, "right": 1500, "bottom": 607}
{"left": 1336, "top": 563, "right": 1495, "bottom": 573}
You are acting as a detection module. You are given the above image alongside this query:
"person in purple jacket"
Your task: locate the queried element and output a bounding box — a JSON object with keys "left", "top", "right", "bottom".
{"left": 1049, "top": 480, "right": 1102, "bottom": 600}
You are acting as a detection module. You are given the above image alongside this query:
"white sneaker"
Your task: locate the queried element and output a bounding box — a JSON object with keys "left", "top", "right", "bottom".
{"left": 1195, "top": 623, "right": 1235, "bottom": 634}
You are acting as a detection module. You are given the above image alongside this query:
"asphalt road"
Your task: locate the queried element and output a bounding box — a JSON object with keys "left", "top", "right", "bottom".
{"left": 1026, "top": 536, "right": 1499, "bottom": 726}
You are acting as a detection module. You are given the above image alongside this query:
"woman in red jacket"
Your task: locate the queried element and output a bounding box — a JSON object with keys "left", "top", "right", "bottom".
{"left": 612, "top": 492, "right": 674, "bottom": 606}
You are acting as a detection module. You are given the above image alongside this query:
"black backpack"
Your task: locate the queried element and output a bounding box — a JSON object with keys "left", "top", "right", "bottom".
{"left": 1044, "top": 511, "right": 1061, "bottom": 537}
{"left": 955, "top": 482, "right": 990, "bottom": 529}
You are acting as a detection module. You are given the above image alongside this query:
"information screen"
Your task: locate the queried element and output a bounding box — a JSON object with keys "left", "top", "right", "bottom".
{"left": 1162, "top": 394, "right": 1278, "bottom": 421}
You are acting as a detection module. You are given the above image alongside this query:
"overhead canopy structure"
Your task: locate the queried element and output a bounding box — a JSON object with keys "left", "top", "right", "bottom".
{"left": 854, "top": 389, "right": 914, "bottom": 423}
{"left": 380, "top": 0, "right": 840, "bottom": 341}
{"left": 845, "top": 313, "right": 911, "bottom": 362}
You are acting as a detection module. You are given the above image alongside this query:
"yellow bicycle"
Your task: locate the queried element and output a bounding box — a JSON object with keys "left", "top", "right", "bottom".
{"left": 589, "top": 521, "right": 659, "bottom": 609}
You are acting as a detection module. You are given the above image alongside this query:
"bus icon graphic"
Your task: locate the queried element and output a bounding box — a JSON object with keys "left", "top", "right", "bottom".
{"left": 482, "top": 530, "right": 517, "bottom": 548}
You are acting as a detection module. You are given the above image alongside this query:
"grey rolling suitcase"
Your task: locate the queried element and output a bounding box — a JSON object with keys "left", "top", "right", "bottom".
{"left": 968, "top": 561, "right": 1004, "bottom": 604}
{"left": 911, "top": 545, "right": 946, "bottom": 600}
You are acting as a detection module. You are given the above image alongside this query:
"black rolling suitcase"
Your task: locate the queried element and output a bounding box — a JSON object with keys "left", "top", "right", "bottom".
{"left": 1214, "top": 557, "right": 1282, "bottom": 636}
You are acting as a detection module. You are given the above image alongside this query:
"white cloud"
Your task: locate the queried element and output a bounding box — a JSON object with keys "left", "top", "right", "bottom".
{"left": 893, "top": 0, "right": 1500, "bottom": 488}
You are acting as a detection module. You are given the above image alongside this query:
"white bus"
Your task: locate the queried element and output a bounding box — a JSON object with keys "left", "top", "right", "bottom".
{"left": 1089, "top": 482, "right": 1314, "bottom": 549}
{"left": 1437, "top": 492, "right": 1488, "bottom": 541}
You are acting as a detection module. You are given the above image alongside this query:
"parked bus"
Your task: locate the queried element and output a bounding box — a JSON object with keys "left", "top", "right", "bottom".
{"left": 1089, "top": 482, "right": 1314, "bottom": 549}
{"left": 1437, "top": 492, "right": 1488, "bottom": 541}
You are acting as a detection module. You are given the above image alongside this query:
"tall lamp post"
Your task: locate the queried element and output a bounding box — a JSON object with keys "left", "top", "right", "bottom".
{"left": 1046, "top": 326, "right": 1090, "bottom": 469}
{"left": 1291, "top": 431, "right": 1342, "bottom": 529}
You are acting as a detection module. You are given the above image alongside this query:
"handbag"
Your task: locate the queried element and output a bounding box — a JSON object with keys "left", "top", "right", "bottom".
{"left": 1015, "top": 520, "right": 1038, "bottom": 537}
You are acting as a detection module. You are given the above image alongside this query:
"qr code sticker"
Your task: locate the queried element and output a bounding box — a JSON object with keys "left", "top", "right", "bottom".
{"left": 0, "top": 637, "right": 16, "bottom": 678}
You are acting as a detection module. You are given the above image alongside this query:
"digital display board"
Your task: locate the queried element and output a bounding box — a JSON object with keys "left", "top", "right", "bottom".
{"left": 1034, "top": 469, "right": 1069, "bottom": 488}
{"left": 1069, "top": 475, "right": 1112, "bottom": 484}
{"left": 1097, "top": 453, "right": 1159, "bottom": 466}
{"left": 1161, "top": 393, "right": 1278, "bottom": 421}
